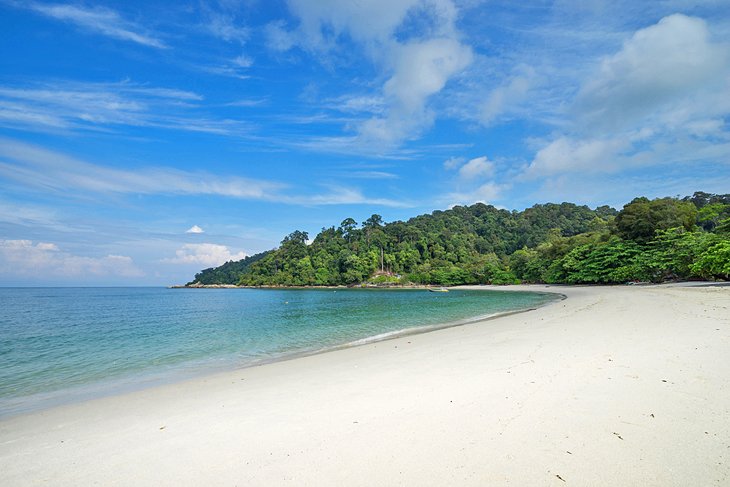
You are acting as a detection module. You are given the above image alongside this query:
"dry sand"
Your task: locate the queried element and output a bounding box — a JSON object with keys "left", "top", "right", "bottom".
{"left": 1, "top": 284, "right": 729, "bottom": 486}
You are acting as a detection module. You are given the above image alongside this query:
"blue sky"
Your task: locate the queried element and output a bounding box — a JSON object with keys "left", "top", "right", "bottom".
{"left": 1, "top": 0, "right": 729, "bottom": 285}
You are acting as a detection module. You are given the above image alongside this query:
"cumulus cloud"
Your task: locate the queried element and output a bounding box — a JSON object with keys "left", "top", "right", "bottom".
{"left": 163, "top": 243, "right": 247, "bottom": 266}
{"left": 574, "top": 14, "right": 730, "bottom": 132}
{"left": 358, "top": 37, "right": 472, "bottom": 147}
{"left": 186, "top": 225, "right": 205, "bottom": 234}
{"left": 525, "top": 137, "right": 631, "bottom": 178}
{"left": 445, "top": 182, "right": 504, "bottom": 206}
{"left": 525, "top": 14, "right": 730, "bottom": 181}
{"left": 0, "top": 239, "right": 143, "bottom": 278}
{"left": 444, "top": 155, "right": 495, "bottom": 179}
{"left": 441, "top": 155, "right": 501, "bottom": 205}
{"left": 457, "top": 156, "right": 495, "bottom": 180}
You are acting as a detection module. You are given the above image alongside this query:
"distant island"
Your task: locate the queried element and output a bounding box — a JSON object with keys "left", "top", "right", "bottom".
{"left": 186, "top": 191, "right": 730, "bottom": 287}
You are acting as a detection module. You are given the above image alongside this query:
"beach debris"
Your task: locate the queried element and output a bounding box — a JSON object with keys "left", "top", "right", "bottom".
{"left": 566, "top": 451, "right": 572, "bottom": 454}
{"left": 613, "top": 432, "right": 623, "bottom": 440}
{"left": 650, "top": 413, "right": 655, "bottom": 418}
{"left": 159, "top": 426, "right": 166, "bottom": 430}
{"left": 556, "top": 474, "right": 566, "bottom": 482}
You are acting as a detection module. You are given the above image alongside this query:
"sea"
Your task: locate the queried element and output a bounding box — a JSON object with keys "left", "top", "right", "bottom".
{"left": 0, "top": 287, "right": 558, "bottom": 418}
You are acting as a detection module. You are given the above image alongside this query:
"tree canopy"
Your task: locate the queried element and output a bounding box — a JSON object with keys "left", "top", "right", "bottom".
{"left": 187, "top": 192, "right": 730, "bottom": 287}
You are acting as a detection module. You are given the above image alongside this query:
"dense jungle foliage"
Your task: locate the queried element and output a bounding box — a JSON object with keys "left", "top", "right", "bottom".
{"left": 188, "top": 192, "right": 730, "bottom": 286}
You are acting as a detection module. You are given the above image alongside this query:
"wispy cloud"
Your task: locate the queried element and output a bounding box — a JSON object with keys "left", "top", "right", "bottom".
{"left": 280, "top": 185, "right": 412, "bottom": 208}
{"left": 347, "top": 171, "right": 400, "bottom": 180}
{"left": 0, "top": 137, "right": 411, "bottom": 208}
{"left": 201, "top": 8, "right": 249, "bottom": 44}
{"left": 0, "top": 80, "right": 253, "bottom": 136}
{"left": 225, "top": 98, "right": 268, "bottom": 108}
{"left": 323, "top": 94, "right": 386, "bottom": 115}
{"left": 0, "top": 137, "right": 285, "bottom": 199}
{"left": 20, "top": 2, "right": 166, "bottom": 48}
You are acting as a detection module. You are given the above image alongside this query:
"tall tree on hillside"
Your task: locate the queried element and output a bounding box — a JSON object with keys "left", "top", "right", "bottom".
{"left": 339, "top": 218, "right": 358, "bottom": 243}
{"left": 614, "top": 197, "right": 697, "bottom": 242}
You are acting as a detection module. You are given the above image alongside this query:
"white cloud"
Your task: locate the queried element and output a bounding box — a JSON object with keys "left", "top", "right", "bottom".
{"left": 163, "top": 243, "right": 247, "bottom": 266}
{"left": 325, "top": 95, "right": 386, "bottom": 115}
{"left": 0, "top": 80, "right": 258, "bottom": 136}
{"left": 202, "top": 8, "right": 249, "bottom": 44}
{"left": 574, "top": 14, "right": 730, "bottom": 132}
{"left": 0, "top": 137, "right": 411, "bottom": 208}
{"left": 524, "top": 14, "right": 730, "bottom": 185}
{"left": 186, "top": 225, "right": 205, "bottom": 234}
{"left": 22, "top": 2, "right": 166, "bottom": 48}
{"left": 441, "top": 155, "right": 500, "bottom": 205}
{"left": 479, "top": 71, "right": 533, "bottom": 126}
{"left": 0, "top": 80, "right": 259, "bottom": 136}
{"left": 525, "top": 136, "right": 631, "bottom": 178}
{"left": 443, "top": 156, "right": 465, "bottom": 170}
{"left": 280, "top": 0, "right": 472, "bottom": 151}
{"left": 264, "top": 20, "right": 297, "bottom": 52}
{"left": 356, "top": 37, "right": 472, "bottom": 148}
{"left": 445, "top": 182, "right": 504, "bottom": 206}
{"left": 280, "top": 185, "right": 412, "bottom": 208}
{"left": 0, "top": 137, "right": 285, "bottom": 199}
{"left": 232, "top": 54, "right": 254, "bottom": 68}
{"left": 0, "top": 239, "right": 143, "bottom": 278}
{"left": 348, "top": 171, "right": 399, "bottom": 180}
{"left": 226, "top": 98, "right": 268, "bottom": 107}
{"left": 286, "top": 0, "right": 430, "bottom": 46}
{"left": 457, "top": 156, "right": 494, "bottom": 180}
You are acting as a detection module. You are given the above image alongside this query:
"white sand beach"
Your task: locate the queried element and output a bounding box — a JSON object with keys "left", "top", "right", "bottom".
{"left": 1, "top": 284, "right": 729, "bottom": 486}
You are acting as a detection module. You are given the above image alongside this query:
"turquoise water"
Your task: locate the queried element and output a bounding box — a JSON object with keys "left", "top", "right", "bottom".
{"left": 0, "top": 287, "right": 558, "bottom": 417}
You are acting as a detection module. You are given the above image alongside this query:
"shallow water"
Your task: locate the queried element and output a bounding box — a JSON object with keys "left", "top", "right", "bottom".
{"left": 0, "top": 287, "right": 558, "bottom": 417}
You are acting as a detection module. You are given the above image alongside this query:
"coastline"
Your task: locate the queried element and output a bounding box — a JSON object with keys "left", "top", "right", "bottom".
{"left": 0, "top": 287, "right": 557, "bottom": 419}
{"left": 1, "top": 284, "right": 729, "bottom": 485}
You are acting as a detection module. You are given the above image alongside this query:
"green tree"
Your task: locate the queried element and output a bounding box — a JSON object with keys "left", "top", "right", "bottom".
{"left": 614, "top": 197, "right": 697, "bottom": 242}
{"left": 692, "top": 241, "right": 730, "bottom": 280}
{"left": 339, "top": 218, "right": 358, "bottom": 243}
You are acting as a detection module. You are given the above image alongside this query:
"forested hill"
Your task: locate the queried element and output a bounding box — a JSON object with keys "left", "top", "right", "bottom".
{"left": 187, "top": 251, "right": 272, "bottom": 285}
{"left": 187, "top": 192, "right": 730, "bottom": 287}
